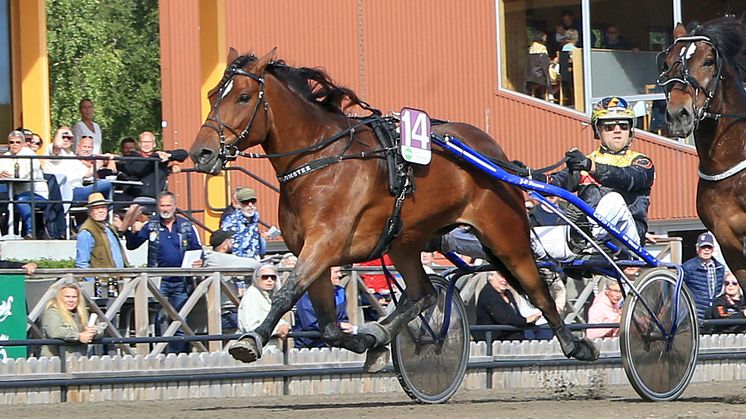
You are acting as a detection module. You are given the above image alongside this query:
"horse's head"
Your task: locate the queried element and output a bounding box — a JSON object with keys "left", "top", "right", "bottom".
{"left": 656, "top": 18, "right": 745, "bottom": 137}
{"left": 191, "top": 48, "right": 276, "bottom": 175}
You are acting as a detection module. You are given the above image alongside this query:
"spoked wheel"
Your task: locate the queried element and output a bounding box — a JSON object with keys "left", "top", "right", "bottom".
{"left": 391, "top": 274, "right": 469, "bottom": 404}
{"left": 620, "top": 267, "right": 699, "bottom": 401}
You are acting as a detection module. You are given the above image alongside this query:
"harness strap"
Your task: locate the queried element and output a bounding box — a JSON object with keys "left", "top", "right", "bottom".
{"left": 698, "top": 159, "right": 746, "bottom": 182}
{"left": 276, "top": 151, "right": 385, "bottom": 183}
{"left": 367, "top": 175, "right": 411, "bottom": 260}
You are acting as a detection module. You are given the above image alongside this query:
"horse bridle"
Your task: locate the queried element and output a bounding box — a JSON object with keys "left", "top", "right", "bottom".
{"left": 656, "top": 36, "right": 731, "bottom": 123}
{"left": 201, "top": 66, "right": 269, "bottom": 163}
{"left": 657, "top": 36, "right": 746, "bottom": 182}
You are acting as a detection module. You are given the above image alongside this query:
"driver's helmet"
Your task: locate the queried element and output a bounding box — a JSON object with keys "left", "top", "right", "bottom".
{"left": 591, "top": 96, "right": 635, "bottom": 126}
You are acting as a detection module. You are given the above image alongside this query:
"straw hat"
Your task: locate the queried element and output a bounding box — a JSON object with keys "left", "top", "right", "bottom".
{"left": 86, "top": 192, "right": 111, "bottom": 208}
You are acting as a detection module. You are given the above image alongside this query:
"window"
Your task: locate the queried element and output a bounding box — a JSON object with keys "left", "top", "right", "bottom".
{"left": 499, "top": 1, "right": 582, "bottom": 108}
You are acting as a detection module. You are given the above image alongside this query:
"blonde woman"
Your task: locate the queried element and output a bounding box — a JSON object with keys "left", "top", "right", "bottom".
{"left": 40, "top": 282, "right": 98, "bottom": 357}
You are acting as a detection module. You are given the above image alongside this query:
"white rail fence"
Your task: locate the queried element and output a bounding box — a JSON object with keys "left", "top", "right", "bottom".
{"left": 2, "top": 333, "right": 746, "bottom": 404}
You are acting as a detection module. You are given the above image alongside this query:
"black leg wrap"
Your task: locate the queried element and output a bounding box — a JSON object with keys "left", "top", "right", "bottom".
{"left": 554, "top": 324, "right": 599, "bottom": 361}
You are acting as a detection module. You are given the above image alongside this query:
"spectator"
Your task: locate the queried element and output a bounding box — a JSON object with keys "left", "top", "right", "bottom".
{"left": 75, "top": 192, "right": 128, "bottom": 270}
{"left": 420, "top": 251, "right": 437, "bottom": 275}
{"left": 40, "top": 281, "right": 99, "bottom": 357}
{"left": 119, "top": 137, "right": 136, "bottom": 156}
{"left": 204, "top": 229, "right": 259, "bottom": 333}
{"left": 26, "top": 133, "right": 43, "bottom": 153}
{"left": 683, "top": 232, "right": 726, "bottom": 323}
{"left": 69, "top": 136, "right": 115, "bottom": 204}
{"left": 220, "top": 187, "right": 264, "bottom": 259}
{"left": 0, "top": 259, "right": 37, "bottom": 274}
{"left": 602, "top": 25, "right": 638, "bottom": 51}
{"left": 294, "top": 266, "right": 354, "bottom": 349}
{"left": 71, "top": 98, "right": 103, "bottom": 154}
{"left": 562, "top": 29, "right": 579, "bottom": 52}
{"left": 277, "top": 252, "right": 297, "bottom": 288}
{"left": 708, "top": 272, "right": 746, "bottom": 334}
{"left": 43, "top": 127, "right": 76, "bottom": 174}
{"left": 117, "top": 131, "right": 187, "bottom": 200}
{"left": 219, "top": 186, "right": 243, "bottom": 225}
{"left": 122, "top": 191, "right": 203, "bottom": 353}
{"left": 525, "top": 29, "right": 551, "bottom": 100}
{"left": 474, "top": 271, "right": 541, "bottom": 341}
{"left": 356, "top": 255, "right": 394, "bottom": 321}
{"left": 586, "top": 278, "right": 623, "bottom": 339}
{"left": 237, "top": 264, "right": 289, "bottom": 347}
{"left": 1, "top": 130, "right": 49, "bottom": 239}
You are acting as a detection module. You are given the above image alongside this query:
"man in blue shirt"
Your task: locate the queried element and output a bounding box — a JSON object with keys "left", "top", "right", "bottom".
{"left": 220, "top": 187, "right": 264, "bottom": 259}
{"left": 293, "top": 266, "right": 354, "bottom": 348}
{"left": 75, "top": 192, "right": 128, "bottom": 271}
{"left": 683, "top": 232, "right": 726, "bottom": 323}
{"left": 123, "top": 191, "right": 202, "bottom": 352}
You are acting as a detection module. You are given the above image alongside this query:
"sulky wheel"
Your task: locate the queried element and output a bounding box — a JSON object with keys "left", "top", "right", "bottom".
{"left": 620, "top": 267, "right": 699, "bottom": 401}
{"left": 391, "top": 274, "right": 470, "bottom": 404}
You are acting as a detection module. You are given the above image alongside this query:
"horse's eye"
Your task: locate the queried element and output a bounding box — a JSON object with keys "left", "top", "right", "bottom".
{"left": 238, "top": 94, "right": 251, "bottom": 103}
{"left": 703, "top": 58, "right": 716, "bottom": 67}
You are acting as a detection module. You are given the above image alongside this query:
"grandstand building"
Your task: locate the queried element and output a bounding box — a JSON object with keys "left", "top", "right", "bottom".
{"left": 3, "top": 0, "right": 744, "bottom": 259}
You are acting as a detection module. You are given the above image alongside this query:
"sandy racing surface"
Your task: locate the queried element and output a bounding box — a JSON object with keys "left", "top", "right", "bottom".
{"left": 6, "top": 381, "right": 746, "bottom": 419}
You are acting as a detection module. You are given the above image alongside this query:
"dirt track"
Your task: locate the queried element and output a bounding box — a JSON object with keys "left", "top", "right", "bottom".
{"left": 6, "top": 381, "right": 746, "bottom": 419}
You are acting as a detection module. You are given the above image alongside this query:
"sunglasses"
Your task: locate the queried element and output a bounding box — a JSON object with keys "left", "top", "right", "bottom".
{"left": 726, "top": 281, "right": 739, "bottom": 286}
{"left": 27, "top": 140, "right": 42, "bottom": 146}
{"left": 240, "top": 199, "right": 257, "bottom": 205}
{"left": 62, "top": 135, "right": 73, "bottom": 140}
{"left": 600, "top": 120, "right": 631, "bottom": 132}
{"left": 8, "top": 141, "right": 22, "bottom": 145}
{"left": 260, "top": 274, "right": 277, "bottom": 281}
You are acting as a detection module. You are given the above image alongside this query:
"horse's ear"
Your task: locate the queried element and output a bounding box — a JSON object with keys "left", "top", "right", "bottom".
{"left": 673, "top": 23, "right": 687, "bottom": 39}
{"left": 227, "top": 47, "right": 239, "bottom": 64}
{"left": 253, "top": 48, "right": 277, "bottom": 73}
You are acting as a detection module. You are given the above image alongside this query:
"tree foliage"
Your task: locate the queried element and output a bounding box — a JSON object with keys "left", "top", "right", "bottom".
{"left": 47, "top": 0, "right": 161, "bottom": 152}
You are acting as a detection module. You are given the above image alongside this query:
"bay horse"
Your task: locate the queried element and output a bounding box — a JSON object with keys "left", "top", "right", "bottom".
{"left": 190, "top": 48, "right": 598, "bottom": 367}
{"left": 658, "top": 18, "right": 746, "bottom": 286}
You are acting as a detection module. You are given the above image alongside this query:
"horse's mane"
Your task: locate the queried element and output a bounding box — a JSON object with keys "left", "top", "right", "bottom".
{"left": 688, "top": 17, "right": 745, "bottom": 63}
{"left": 223, "top": 53, "right": 381, "bottom": 116}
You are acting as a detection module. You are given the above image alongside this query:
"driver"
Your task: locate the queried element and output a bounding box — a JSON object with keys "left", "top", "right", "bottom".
{"left": 438, "top": 96, "right": 655, "bottom": 260}
{"left": 539, "top": 96, "right": 655, "bottom": 253}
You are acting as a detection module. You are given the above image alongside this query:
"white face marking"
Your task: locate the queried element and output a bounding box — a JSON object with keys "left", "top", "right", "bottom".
{"left": 221, "top": 79, "right": 234, "bottom": 99}
{"left": 685, "top": 43, "right": 697, "bottom": 60}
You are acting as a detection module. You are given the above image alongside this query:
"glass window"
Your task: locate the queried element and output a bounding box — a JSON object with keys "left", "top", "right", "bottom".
{"left": 682, "top": 1, "right": 746, "bottom": 24}
{"left": 589, "top": 0, "right": 673, "bottom": 101}
{"left": 0, "top": 0, "right": 11, "bottom": 139}
{"left": 499, "top": 1, "right": 582, "bottom": 109}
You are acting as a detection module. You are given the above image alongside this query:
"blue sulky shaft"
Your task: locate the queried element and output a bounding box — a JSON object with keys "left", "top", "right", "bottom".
{"left": 431, "top": 133, "right": 659, "bottom": 267}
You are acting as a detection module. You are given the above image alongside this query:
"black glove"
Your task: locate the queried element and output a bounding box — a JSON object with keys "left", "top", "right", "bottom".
{"left": 565, "top": 149, "right": 592, "bottom": 172}
{"left": 531, "top": 172, "right": 549, "bottom": 183}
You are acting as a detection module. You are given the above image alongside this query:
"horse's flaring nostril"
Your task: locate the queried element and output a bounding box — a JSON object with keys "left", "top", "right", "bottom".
{"left": 197, "top": 148, "right": 214, "bottom": 165}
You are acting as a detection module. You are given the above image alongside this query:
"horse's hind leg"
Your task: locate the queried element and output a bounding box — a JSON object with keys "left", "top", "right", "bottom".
{"left": 477, "top": 225, "right": 599, "bottom": 361}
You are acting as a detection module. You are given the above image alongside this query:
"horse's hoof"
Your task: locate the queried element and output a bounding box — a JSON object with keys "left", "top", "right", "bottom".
{"left": 358, "top": 322, "right": 391, "bottom": 346}
{"left": 363, "top": 345, "right": 390, "bottom": 373}
{"left": 229, "top": 335, "right": 262, "bottom": 364}
{"left": 570, "top": 337, "right": 599, "bottom": 362}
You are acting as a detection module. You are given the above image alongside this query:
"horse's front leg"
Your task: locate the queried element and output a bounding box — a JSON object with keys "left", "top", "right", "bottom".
{"left": 304, "top": 269, "right": 377, "bottom": 353}
{"left": 229, "top": 256, "right": 324, "bottom": 363}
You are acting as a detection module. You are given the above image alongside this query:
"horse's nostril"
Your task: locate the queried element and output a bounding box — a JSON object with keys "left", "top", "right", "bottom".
{"left": 197, "top": 148, "right": 214, "bottom": 165}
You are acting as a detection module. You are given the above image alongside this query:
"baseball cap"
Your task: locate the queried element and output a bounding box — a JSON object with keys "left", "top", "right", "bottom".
{"left": 236, "top": 188, "right": 257, "bottom": 202}
{"left": 696, "top": 232, "right": 715, "bottom": 248}
{"left": 210, "top": 229, "right": 233, "bottom": 248}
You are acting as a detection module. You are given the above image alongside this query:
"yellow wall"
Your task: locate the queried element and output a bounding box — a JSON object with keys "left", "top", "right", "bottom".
{"left": 10, "top": 0, "right": 50, "bottom": 143}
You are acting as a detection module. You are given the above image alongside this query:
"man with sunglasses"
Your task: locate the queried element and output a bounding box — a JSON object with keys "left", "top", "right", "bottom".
{"left": 1, "top": 130, "right": 49, "bottom": 238}
{"left": 220, "top": 187, "right": 264, "bottom": 259}
{"left": 537, "top": 96, "right": 655, "bottom": 253}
